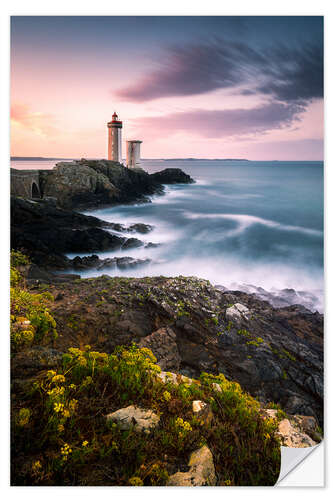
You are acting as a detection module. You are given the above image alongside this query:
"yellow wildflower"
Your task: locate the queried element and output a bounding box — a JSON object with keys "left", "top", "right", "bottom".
{"left": 54, "top": 402, "right": 64, "bottom": 413}
{"left": 82, "top": 440, "right": 88, "bottom": 447}
{"left": 52, "top": 374, "right": 66, "bottom": 384}
{"left": 163, "top": 390, "right": 171, "bottom": 402}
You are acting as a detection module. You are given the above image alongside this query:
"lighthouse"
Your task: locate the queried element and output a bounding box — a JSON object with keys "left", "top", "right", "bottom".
{"left": 126, "top": 140, "right": 143, "bottom": 169}
{"left": 107, "top": 112, "right": 122, "bottom": 163}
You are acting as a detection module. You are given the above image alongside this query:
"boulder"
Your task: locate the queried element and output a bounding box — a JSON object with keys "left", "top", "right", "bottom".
{"left": 277, "top": 418, "right": 316, "bottom": 448}
{"left": 167, "top": 445, "right": 216, "bottom": 486}
{"left": 106, "top": 405, "right": 160, "bottom": 434}
{"left": 225, "top": 303, "right": 251, "bottom": 325}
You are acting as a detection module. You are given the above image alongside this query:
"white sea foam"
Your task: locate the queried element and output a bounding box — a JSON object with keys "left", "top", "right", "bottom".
{"left": 183, "top": 212, "right": 323, "bottom": 238}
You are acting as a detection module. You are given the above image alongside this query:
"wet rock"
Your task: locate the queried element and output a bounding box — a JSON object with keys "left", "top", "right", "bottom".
{"left": 95, "top": 256, "right": 151, "bottom": 270}
{"left": 127, "top": 223, "right": 153, "bottom": 234}
{"left": 138, "top": 326, "right": 181, "bottom": 371}
{"left": 167, "top": 445, "right": 216, "bottom": 486}
{"left": 11, "top": 197, "right": 134, "bottom": 268}
{"left": 121, "top": 238, "right": 143, "bottom": 249}
{"left": 150, "top": 168, "right": 195, "bottom": 185}
{"left": 106, "top": 405, "right": 160, "bottom": 434}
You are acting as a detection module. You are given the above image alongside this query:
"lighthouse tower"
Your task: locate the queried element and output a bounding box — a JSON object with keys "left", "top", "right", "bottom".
{"left": 107, "top": 112, "right": 122, "bottom": 163}
{"left": 126, "top": 140, "right": 143, "bottom": 168}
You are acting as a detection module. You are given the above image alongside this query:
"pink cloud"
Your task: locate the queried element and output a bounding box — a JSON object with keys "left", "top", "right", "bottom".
{"left": 11, "top": 103, "right": 59, "bottom": 138}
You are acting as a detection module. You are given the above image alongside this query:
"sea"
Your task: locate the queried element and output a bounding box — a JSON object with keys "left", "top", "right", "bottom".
{"left": 11, "top": 159, "right": 324, "bottom": 312}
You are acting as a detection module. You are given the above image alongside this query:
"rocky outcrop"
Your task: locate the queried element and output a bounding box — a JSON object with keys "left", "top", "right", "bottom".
{"left": 167, "top": 445, "right": 216, "bottom": 486}
{"left": 217, "top": 283, "right": 323, "bottom": 314}
{"left": 106, "top": 406, "right": 160, "bottom": 434}
{"left": 150, "top": 168, "right": 195, "bottom": 185}
{"left": 41, "top": 162, "right": 119, "bottom": 209}
{"left": 138, "top": 326, "right": 181, "bottom": 371}
{"left": 42, "top": 275, "right": 323, "bottom": 424}
{"left": 71, "top": 255, "right": 150, "bottom": 271}
{"left": 40, "top": 160, "right": 194, "bottom": 209}
{"left": 11, "top": 197, "right": 145, "bottom": 269}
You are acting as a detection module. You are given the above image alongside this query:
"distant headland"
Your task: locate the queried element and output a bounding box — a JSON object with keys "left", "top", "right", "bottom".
{"left": 11, "top": 156, "right": 250, "bottom": 162}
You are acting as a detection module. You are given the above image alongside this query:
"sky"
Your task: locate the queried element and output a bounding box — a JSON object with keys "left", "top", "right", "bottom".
{"left": 10, "top": 16, "right": 323, "bottom": 160}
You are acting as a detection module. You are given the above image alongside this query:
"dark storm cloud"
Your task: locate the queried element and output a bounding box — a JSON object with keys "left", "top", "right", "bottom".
{"left": 133, "top": 102, "right": 305, "bottom": 139}
{"left": 116, "top": 39, "right": 323, "bottom": 104}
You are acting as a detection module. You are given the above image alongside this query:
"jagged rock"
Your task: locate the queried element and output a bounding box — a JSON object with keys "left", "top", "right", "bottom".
{"left": 11, "top": 197, "right": 136, "bottom": 269}
{"left": 138, "top": 326, "right": 181, "bottom": 371}
{"left": 167, "top": 445, "right": 216, "bottom": 486}
{"left": 42, "top": 162, "right": 119, "bottom": 209}
{"left": 106, "top": 406, "right": 160, "bottom": 434}
{"left": 121, "top": 238, "right": 143, "bottom": 249}
{"left": 127, "top": 223, "right": 153, "bottom": 234}
{"left": 277, "top": 418, "right": 316, "bottom": 447}
{"left": 224, "top": 283, "right": 322, "bottom": 314}
{"left": 192, "top": 401, "right": 214, "bottom": 426}
{"left": 225, "top": 303, "right": 251, "bottom": 324}
{"left": 150, "top": 168, "right": 195, "bottom": 185}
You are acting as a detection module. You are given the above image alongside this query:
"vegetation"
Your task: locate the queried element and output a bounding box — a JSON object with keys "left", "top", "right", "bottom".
{"left": 11, "top": 252, "right": 281, "bottom": 486}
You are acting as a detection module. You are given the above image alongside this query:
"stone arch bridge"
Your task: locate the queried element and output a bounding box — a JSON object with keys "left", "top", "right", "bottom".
{"left": 10, "top": 169, "right": 50, "bottom": 200}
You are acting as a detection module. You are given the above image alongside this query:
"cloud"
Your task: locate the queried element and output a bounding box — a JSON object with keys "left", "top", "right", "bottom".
{"left": 132, "top": 102, "right": 305, "bottom": 139}
{"left": 11, "top": 103, "right": 59, "bottom": 137}
{"left": 116, "top": 38, "right": 323, "bottom": 104}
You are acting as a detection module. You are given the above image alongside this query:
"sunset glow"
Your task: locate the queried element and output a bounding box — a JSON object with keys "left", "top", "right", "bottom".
{"left": 11, "top": 16, "right": 323, "bottom": 160}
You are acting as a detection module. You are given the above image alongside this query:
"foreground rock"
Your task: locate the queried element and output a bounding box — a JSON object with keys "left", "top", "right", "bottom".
{"left": 261, "top": 409, "right": 321, "bottom": 447}
{"left": 40, "top": 275, "right": 323, "bottom": 424}
{"left": 167, "top": 445, "right": 216, "bottom": 486}
{"left": 106, "top": 406, "right": 160, "bottom": 434}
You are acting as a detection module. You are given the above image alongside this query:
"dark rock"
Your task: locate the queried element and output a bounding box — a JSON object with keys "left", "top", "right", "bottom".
{"left": 150, "top": 168, "right": 195, "bottom": 185}
{"left": 138, "top": 326, "right": 181, "bottom": 371}
{"left": 127, "top": 223, "right": 153, "bottom": 234}
{"left": 11, "top": 347, "right": 64, "bottom": 377}
{"left": 11, "top": 197, "right": 144, "bottom": 269}
{"left": 121, "top": 237, "right": 143, "bottom": 249}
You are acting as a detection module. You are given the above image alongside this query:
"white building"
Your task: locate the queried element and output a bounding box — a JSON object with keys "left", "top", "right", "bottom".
{"left": 107, "top": 112, "right": 122, "bottom": 162}
{"left": 126, "top": 140, "right": 142, "bottom": 169}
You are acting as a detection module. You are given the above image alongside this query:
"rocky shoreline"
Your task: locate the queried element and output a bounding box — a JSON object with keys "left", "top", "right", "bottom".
{"left": 11, "top": 162, "right": 324, "bottom": 430}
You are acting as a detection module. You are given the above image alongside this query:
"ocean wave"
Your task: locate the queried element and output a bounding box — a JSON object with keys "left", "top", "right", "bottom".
{"left": 183, "top": 212, "right": 323, "bottom": 238}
